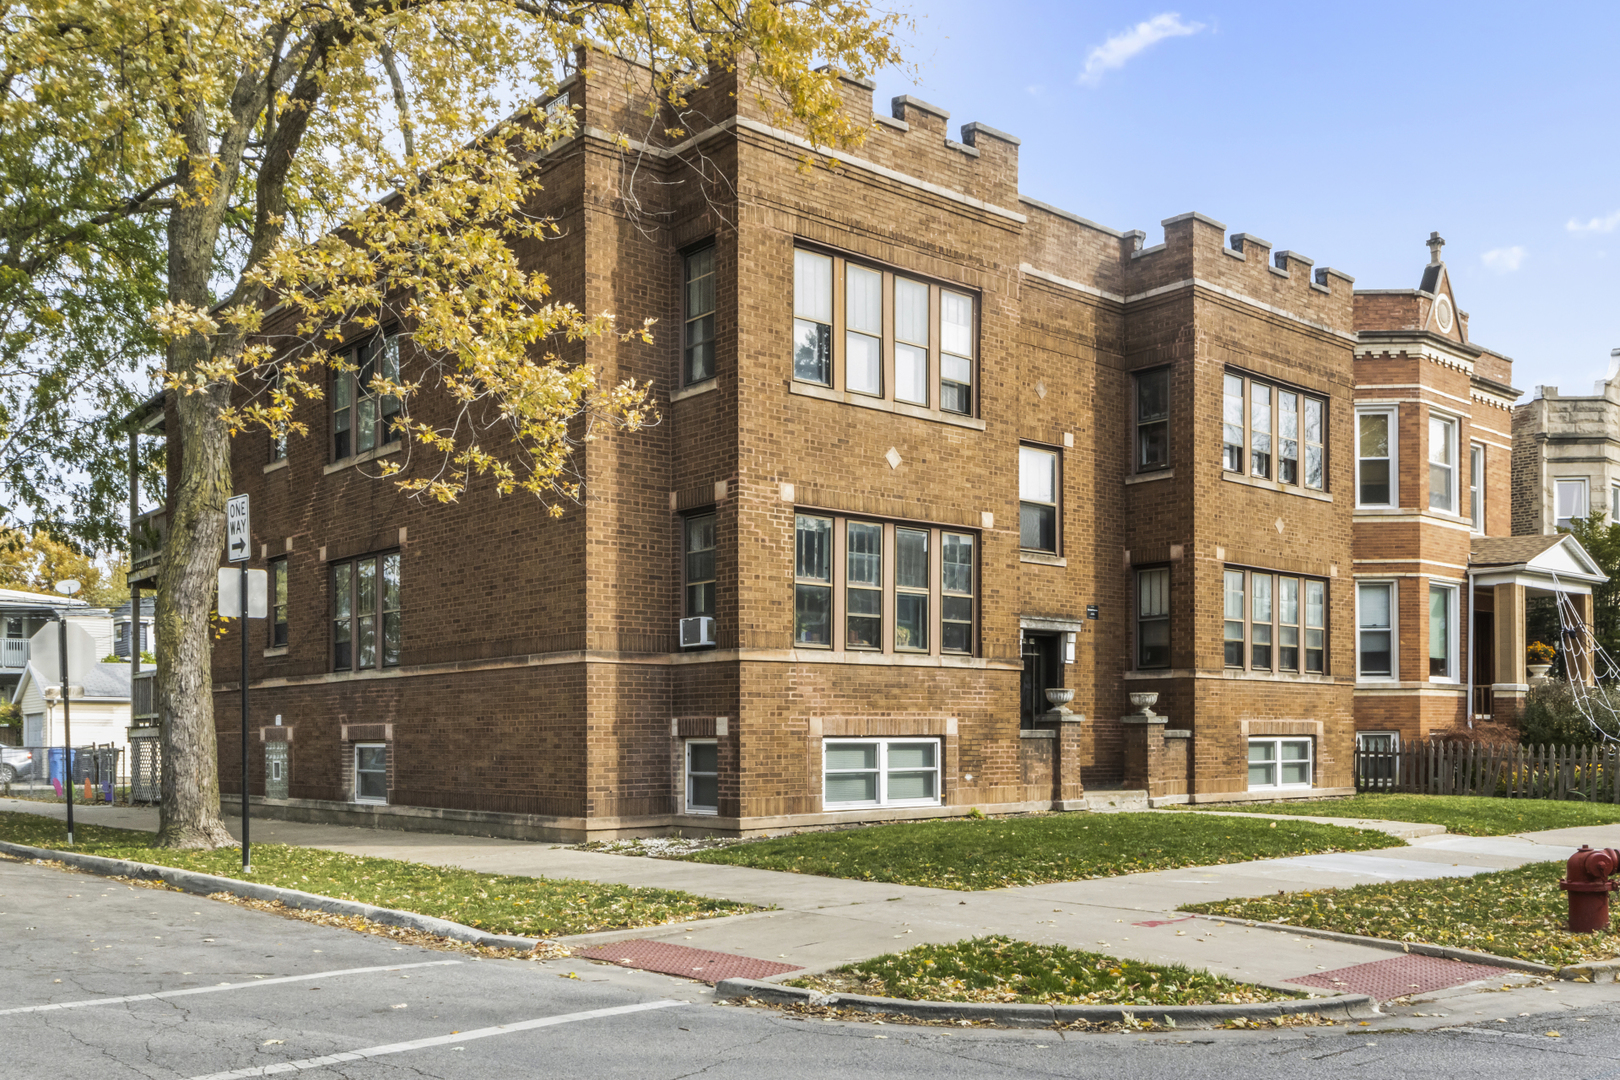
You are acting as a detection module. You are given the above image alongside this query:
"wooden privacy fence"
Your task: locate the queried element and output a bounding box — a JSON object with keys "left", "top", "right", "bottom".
{"left": 1355, "top": 742, "right": 1620, "bottom": 802}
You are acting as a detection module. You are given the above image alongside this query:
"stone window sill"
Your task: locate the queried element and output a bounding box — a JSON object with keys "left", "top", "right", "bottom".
{"left": 670, "top": 379, "right": 718, "bottom": 403}
{"left": 1125, "top": 469, "right": 1173, "bottom": 485}
{"left": 789, "top": 380, "right": 987, "bottom": 431}
{"left": 1221, "top": 470, "right": 1332, "bottom": 502}
{"left": 263, "top": 646, "right": 288, "bottom": 658}
{"left": 324, "top": 441, "right": 403, "bottom": 476}
{"left": 263, "top": 458, "right": 289, "bottom": 475}
{"left": 1020, "top": 551, "right": 1066, "bottom": 567}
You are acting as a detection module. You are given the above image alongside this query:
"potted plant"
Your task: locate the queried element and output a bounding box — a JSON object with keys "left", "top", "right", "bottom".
{"left": 1526, "top": 640, "right": 1556, "bottom": 683}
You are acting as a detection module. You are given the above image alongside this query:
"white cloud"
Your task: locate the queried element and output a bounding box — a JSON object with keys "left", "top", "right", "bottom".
{"left": 1078, "top": 13, "right": 1206, "bottom": 86}
{"left": 1567, "top": 210, "right": 1620, "bottom": 234}
{"left": 1482, "top": 245, "right": 1527, "bottom": 273}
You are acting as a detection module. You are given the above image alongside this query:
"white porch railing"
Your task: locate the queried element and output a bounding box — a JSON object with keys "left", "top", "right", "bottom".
{"left": 1, "top": 638, "right": 26, "bottom": 670}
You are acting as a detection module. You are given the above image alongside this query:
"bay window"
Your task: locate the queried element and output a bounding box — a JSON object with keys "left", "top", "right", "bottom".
{"left": 1224, "top": 371, "right": 1325, "bottom": 492}
{"left": 792, "top": 246, "right": 977, "bottom": 416}
{"left": 1225, "top": 568, "right": 1328, "bottom": 674}
{"left": 793, "top": 514, "right": 976, "bottom": 656}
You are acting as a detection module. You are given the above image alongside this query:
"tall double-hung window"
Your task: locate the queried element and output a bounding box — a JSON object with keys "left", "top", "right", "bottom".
{"left": 792, "top": 247, "right": 977, "bottom": 416}
{"left": 1429, "top": 414, "right": 1457, "bottom": 513}
{"left": 683, "top": 245, "right": 716, "bottom": 385}
{"left": 331, "top": 334, "right": 401, "bottom": 461}
{"left": 1356, "top": 409, "right": 1395, "bottom": 506}
{"left": 1135, "top": 367, "right": 1169, "bottom": 472}
{"left": 1223, "top": 371, "right": 1325, "bottom": 491}
{"left": 1137, "top": 567, "right": 1169, "bottom": 669}
{"left": 1556, "top": 479, "right": 1588, "bottom": 530}
{"left": 793, "top": 513, "right": 976, "bottom": 656}
{"left": 1470, "top": 443, "right": 1486, "bottom": 532}
{"left": 1019, "top": 445, "right": 1059, "bottom": 553}
{"left": 684, "top": 513, "right": 716, "bottom": 618}
{"left": 1357, "top": 581, "right": 1394, "bottom": 679}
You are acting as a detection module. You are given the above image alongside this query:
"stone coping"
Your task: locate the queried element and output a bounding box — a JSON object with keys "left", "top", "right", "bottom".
{"left": 713, "top": 977, "right": 1376, "bottom": 1028}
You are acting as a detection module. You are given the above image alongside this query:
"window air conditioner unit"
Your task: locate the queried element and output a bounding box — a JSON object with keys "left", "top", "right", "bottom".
{"left": 679, "top": 616, "right": 716, "bottom": 648}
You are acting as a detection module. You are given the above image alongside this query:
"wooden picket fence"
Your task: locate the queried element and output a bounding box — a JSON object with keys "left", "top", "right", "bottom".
{"left": 1355, "top": 741, "right": 1620, "bottom": 803}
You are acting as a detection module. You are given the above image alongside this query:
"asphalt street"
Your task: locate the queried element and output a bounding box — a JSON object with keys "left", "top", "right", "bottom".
{"left": 5, "top": 856, "right": 1620, "bottom": 1079}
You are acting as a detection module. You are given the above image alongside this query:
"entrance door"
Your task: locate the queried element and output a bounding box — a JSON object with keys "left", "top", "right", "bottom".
{"left": 1473, "top": 608, "right": 1494, "bottom": 717}
{"left": 1020, "top": 633, "right": 1063, "bottom": 729}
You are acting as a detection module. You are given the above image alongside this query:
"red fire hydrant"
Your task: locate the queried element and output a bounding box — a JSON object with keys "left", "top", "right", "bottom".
{"left": 1559, "top": 845, "right": 1620, "bottom": 932}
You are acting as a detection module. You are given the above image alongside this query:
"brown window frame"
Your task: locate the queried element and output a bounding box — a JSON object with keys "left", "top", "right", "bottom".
{"left": 682, "top": 510, "right": 716, "bottom": 619}
{"left": 792, "top": 512, "right": 977, "bottom": 657}
{"left": 682, "top": 243, "right": 716, "bottom": 386}
{"left": 330, "top": 333, "right": 402, "bottom": 462}
{"left": 1134, "top": 367, "right": 1170, "bottom": 473}
{"left": 331, "top": 551, "right": 401, "bottom": 672}
{"left": 270, "top": 556, "right": 288, "bottom": 648}
{"left": 791, "top": 245, "right": 979, "bottom": 418}
{"left": 1135, "top": 566, "right": 1170, "bottom": 669}
{"left": 1222, "top": 566, "right": 1328, "bottom": 675}
{"left": 1222, "top": 370, "right": 1326, "bottom": 492}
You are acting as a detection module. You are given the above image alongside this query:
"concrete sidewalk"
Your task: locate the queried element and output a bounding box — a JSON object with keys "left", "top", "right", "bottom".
{"left": 0, "top": 797, "right": 1607, "bottom": 998}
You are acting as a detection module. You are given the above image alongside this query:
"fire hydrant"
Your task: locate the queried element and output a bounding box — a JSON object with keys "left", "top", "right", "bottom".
{"left": 1559, "top": 845, "right": 1620, "bottom": 932}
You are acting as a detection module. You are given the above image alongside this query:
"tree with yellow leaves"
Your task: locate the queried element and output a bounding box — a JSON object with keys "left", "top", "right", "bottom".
{"left": 2, "top": 0, "right": 905, "bottom": 847}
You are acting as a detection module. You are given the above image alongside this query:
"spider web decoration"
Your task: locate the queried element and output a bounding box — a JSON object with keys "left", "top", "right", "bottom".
{"left": 1549, "top": 570, "right": 1620, "bottom": 744}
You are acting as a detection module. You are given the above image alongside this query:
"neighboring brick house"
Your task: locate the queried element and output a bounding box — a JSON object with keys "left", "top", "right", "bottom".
{"left": 1350, "top": 235, "right": 1603, "bottom": 749}
{"left": 139, "top": 53, "right": 1599, "bottom": 839}
{"left": 1513, "top": 349, "right": 1620, "bottom": 535}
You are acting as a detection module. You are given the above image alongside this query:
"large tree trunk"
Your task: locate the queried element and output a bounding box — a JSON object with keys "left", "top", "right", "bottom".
{"left": 154, "top": 141, "right": 237, "bottom": 850}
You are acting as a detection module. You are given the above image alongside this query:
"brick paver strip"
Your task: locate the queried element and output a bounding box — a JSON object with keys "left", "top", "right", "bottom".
{"left": 576, "top": 939, "right": 801, "bottom": 985}
{"left": 1286, "top": 954, "right": 1508, "bottom": 1000}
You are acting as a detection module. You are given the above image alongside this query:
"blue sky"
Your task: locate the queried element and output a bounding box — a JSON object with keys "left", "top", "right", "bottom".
{"left": 869, "top": 2, "right": 1620, "bottom": 398}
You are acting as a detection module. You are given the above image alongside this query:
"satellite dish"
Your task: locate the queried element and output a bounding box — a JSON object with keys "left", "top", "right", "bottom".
{"left": 55, "top": 579, "right": 81, "bottom": 596}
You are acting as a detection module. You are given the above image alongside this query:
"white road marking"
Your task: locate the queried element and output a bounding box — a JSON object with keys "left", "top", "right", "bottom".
{"left": 183, "top": 999, "right": 690, "bottom": 1079}
{"left": 0, "top": 960, "right": 461, "bottom": 1016}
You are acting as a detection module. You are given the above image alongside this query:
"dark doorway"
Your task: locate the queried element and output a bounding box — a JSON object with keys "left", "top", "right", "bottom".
{"left": 1020, "top": 632, "right": 1063, "bottom": 730}
{"left": 1473, "top": 607, "right": 1494, "bottom": 717}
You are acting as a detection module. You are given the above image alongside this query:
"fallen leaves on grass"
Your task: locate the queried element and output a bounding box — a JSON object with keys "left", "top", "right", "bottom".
{"left": 1183, "top": 861, "right": 1620, "bottom": 968}
{"left": 787, "top": 936, "right": 1303, "bottom": 1007}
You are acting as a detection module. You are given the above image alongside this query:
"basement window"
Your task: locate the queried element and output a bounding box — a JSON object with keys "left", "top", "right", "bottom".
{"left": 823, "top": 739, "right": 940, "bottom": 808}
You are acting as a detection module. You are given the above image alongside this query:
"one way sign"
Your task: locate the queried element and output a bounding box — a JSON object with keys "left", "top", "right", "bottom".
{"left": 226, "top": 494, "right": 250, "bottom": 562}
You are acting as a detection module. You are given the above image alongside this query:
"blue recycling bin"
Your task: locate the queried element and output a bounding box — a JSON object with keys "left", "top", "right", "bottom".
{"left": 47, "top": 747, "right": 79, "bottom": 785}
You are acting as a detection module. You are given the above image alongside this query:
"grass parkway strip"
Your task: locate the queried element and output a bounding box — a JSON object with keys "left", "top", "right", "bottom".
{"left": 0, "top": 812, "right": 750, "bottom": 937}
{"left": 680, "top": 811, "right": 1398, "bottom": 889}
{"left": 1169, "top": 793, "right": 1620, "bottom": 836}
{"left": 1182, "top": 861, "right": 1620, "bottom": 968}
{"left": 786, "top": 936, "right": 1304, "bottom": 1006}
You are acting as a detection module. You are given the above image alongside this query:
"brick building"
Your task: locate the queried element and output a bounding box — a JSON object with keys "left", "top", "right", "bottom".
{"left": 138, "top": 54, "right": 1599, "bottom": 839}
{"left": 1513, "top": 349, "right": 1620, "bottom": 535}
{"left": 1350, "top": 234, "right": 1602, "bottom": 747}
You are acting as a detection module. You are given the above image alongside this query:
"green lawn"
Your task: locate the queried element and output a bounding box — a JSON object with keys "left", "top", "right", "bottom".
{"left": 681, "top": 812, "right": 1396, "bottom": 890}
{"left": 1183, "top": 861, "right": 1620, "bottom": 968}
{"left": 786, "top": 935, "right": 1303, "bottom": 1006}
{"left": 0, "top": 812, "right": 749, "bottom": 937}
{"left": 1171, "top": 794, "right": 1620, "bottom": 837}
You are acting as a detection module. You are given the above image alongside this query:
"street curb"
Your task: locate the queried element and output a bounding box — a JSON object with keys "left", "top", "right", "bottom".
{"left": 0, "top": 840, "right": 545, "bottom": 952}
{"left": 713, "top": 978, "right": 1377, "bottom": 1028}
{"left": 1187, "top": 913, "right": 1596, "bottom": 979}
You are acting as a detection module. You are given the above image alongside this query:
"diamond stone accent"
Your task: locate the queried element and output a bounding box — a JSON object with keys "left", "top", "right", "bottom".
{"left": 886, "top": 447, "right": 902, "bottom": 470}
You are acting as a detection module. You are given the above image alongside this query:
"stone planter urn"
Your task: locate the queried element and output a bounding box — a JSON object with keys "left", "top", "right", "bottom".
{"left": 1044, "top": 688, "right": 1075, "bottom": 711}
{"left": 1128, "top": 691, "right": 1159, "bottom": 717}
{"left": 1527, "top": 663, "right": 1552, "bottom": 685}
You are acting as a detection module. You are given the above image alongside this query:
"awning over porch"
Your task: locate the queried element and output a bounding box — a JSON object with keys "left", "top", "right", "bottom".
{"left": 1470, "top": 533, "right": 1608, "bottom": 695}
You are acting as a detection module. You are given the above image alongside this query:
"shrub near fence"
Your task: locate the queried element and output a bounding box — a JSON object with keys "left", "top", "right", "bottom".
{"left": 1356, "top": 742, "right": 1620, "bottom": 803}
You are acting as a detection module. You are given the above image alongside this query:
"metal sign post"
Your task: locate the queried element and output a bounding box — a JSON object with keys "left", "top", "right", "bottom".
{"left": 226, "top": 494, "right": 251, "bottom": 873}
{"left": 52, "top": 578, "right": 82, "bottom": 845}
